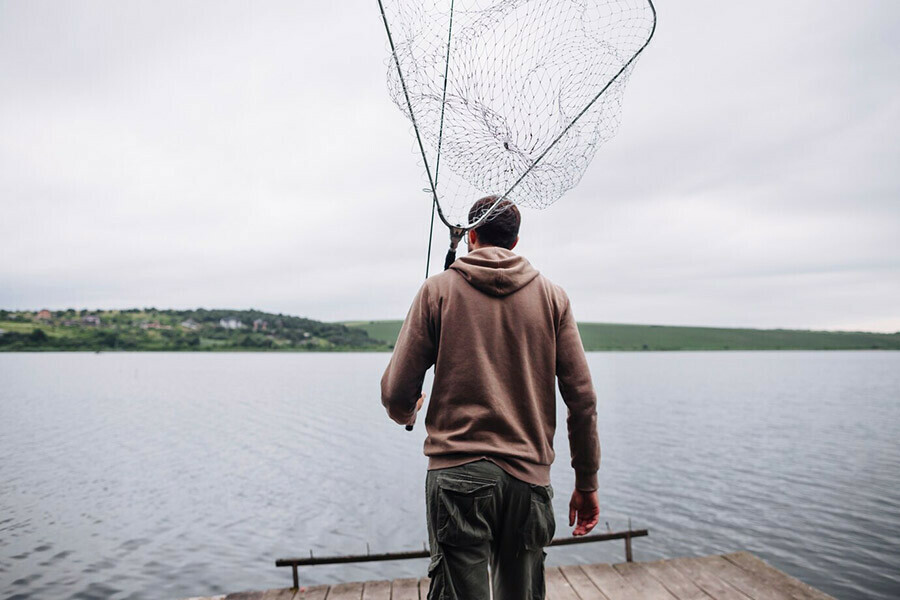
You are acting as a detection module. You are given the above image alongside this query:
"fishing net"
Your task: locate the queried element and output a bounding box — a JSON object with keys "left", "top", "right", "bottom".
{"left": 379, "top": 0, "right": 657, "bottom": 230}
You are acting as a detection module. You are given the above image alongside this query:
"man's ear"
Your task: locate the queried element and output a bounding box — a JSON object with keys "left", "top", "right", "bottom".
{"left": 468, "top": 230, "right": 478, "bottom": 247}
{"left": 509, "top": 236, "right": 519, "bottom": 250}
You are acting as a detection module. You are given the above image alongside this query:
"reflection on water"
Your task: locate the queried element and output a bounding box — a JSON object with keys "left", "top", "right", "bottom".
{"left": 0, "top": 351, "right": 898, "bottom": 599}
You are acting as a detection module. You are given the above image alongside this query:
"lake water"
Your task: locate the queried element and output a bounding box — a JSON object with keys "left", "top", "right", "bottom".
{"left": 1, "top": 351, "right": 898, "bottom": 600}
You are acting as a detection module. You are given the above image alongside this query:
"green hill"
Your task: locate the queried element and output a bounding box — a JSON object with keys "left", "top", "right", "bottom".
{"left": 3, "top": 309, "right": 896, "bottom": 352}
{"left": 343, "top": 320, "right": 900, "bottom": 351}
{"left": 0, "top": 308, "right": 387, "bottom": 352}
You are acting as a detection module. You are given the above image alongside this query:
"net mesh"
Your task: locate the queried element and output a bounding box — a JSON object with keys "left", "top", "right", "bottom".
{"left": 382, "top": 0, "right": 656, "bottom": 229}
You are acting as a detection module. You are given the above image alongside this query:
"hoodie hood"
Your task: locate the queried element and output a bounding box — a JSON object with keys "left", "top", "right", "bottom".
{"left": 450, "top": 246, "right": 539, "bottom": 297}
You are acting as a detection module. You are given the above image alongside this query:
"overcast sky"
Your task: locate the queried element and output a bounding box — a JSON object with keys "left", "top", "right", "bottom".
{"left": 1, "top": 1, "right": 898, "bottom": 331}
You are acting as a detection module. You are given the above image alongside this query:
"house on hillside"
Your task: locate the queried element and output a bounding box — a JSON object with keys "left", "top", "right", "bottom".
{"left": 180, "top": 319, "right": 200, "bottom": 331}
{"left": 252, "top": 319, "right": 267, "bottom": 332}
{"left": 219, "top": 317, "right": 244, "bottom": 330}
{"left": 82, "top": 315, "right": 101, "bottom": 326}
{"left": 36, "top": 309, "right": 52, "bottom": 321}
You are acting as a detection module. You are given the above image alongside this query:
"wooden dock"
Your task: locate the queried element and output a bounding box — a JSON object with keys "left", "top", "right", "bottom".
{"left": 185, "top": 551, "right": 836, "bottom": 600}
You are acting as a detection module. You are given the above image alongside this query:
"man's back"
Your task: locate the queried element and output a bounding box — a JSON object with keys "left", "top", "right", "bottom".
{"left": 380, "top": 196, "right": 601, "bottom": 600}
{"left": 381, "top": 245, "right": 600, "bottom": 492}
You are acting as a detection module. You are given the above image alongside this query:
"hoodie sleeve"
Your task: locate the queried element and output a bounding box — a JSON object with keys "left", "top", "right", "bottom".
{"left": 381, "top": 282, "right": 437, "bottom": 424}
{"left": 556, "top": 293, "right": 601, "bottom": 491}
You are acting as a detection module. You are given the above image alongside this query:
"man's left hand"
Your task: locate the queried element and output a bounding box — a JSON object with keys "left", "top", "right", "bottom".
{"left": 569, "top": 489, "right": 600, "bottom": 536}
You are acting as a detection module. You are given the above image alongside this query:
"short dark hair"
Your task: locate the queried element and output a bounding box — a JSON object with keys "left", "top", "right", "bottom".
{"left": 468, "top": 196, "right": 521, "bottom": 249}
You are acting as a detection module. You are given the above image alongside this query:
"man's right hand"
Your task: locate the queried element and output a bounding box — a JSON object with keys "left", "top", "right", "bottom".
{"left": 406, "top": 393, "right": 426, "bottom": 428}
{"left": 569, "top": 489, "right": 600, "bottom": 536}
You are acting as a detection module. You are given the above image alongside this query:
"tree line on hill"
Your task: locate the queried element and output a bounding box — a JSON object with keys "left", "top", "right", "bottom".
{"left": 0, "top": 308, "right": 386, "bottom": 352}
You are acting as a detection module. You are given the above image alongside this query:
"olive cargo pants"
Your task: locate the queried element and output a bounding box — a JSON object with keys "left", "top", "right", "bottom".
{"left": 425, "top": 459, "right": 555, "bottom": 600}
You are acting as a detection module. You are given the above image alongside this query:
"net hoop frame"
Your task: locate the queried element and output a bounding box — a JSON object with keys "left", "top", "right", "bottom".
{"left": 377, "top": 0, "right": 658, "bottom": 232}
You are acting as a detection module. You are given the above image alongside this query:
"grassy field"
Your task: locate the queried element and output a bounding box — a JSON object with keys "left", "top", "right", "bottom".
{"left": 344, "top": 320, "right": 900, "bottom": 351}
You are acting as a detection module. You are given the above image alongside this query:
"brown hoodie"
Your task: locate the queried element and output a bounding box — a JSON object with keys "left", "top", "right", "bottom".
{"left": 381, "top": 246, "right": 600, "bottom": 491}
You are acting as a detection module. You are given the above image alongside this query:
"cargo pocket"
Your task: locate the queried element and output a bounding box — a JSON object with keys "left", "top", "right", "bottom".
{"left": 427, "top": 553, "right": 444, "bottom": 600}
{"left": 436, "top": 475, "right": 496, "bottom": 547}
{"left": 522, "top": 484, "right": 555, "bottom": 551}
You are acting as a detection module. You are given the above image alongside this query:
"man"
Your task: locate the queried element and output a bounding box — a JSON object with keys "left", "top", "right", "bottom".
{"left": 381, "top": 196, "right": 600, "bottom": 600}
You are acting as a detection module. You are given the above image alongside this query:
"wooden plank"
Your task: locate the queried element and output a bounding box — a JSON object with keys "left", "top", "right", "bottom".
{"left": 722, "top": 553, "right": 836, "bottom": 600}
{"left": 641, "top": 559, "right": 713, "bottom": 600}
{"left": 667, "top": 557, "right": 751, "bottom": 600}
{"left": 611, "top": 562, "right": 679, "bottom": 599}
{"left": 325, "top": 582, "right": 363, "bottom": 600}
{"left": 701, "top": 555, "right": 795, "bottom": 600}
{"left": 225, "top": 589, "right": 296, "bottom": 600}
{"left": 295, "top": 585, "right": 329, "bottom": 600}
{"left": 580, "top": 563, "right": 645, "bottom": 600}
{"left": 390, "top": 577, "right": 420, "bottom": 600}
{"left": 361, "top": 580, "right": 391, "bottom": 600}
{"left": 418, "top": 577, "right": 431, "bottom": 599}
{"left": 546, "top": 566, "right": 581, "bottom": 600}
{"left": 559, "top": 565, "right": 608, "bottom": 599}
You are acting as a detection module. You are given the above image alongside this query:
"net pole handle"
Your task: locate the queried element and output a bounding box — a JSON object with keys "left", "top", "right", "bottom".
{"left": 408, "top": 227, "right": 465, "bottom": 433}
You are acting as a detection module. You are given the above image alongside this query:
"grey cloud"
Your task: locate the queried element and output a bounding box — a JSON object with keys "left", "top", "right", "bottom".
{"left": 1, "top": 0, "right": 897, "bottom": 331}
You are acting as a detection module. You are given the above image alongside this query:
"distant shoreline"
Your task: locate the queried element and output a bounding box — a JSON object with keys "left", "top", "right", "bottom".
{"left": 344, "top": 320, "right": 900, "bottom": 352}
{"left": 1, "top": 348, "right": 898, "bottom": 354}
{"left": 2, "top": 309, "right": 897, "bottom": 352}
